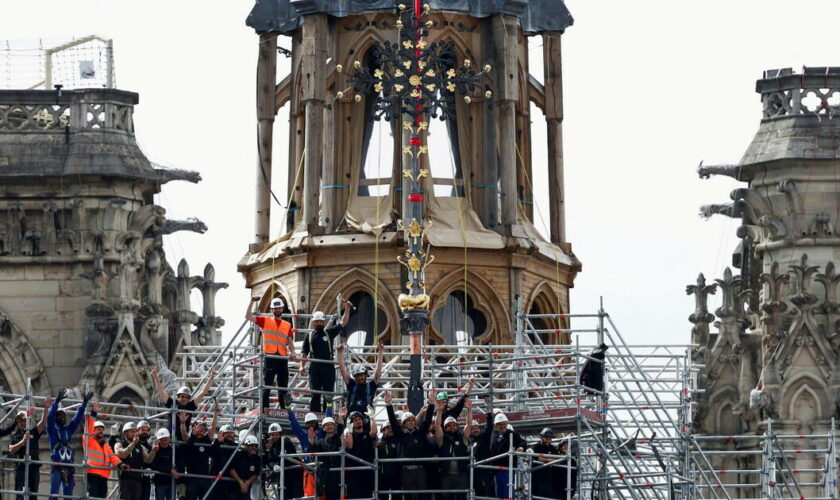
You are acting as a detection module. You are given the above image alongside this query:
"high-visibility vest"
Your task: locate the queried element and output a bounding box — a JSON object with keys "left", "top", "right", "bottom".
{"left": 85, "top": 417, "right": 121, "bottom": 478}
{"left": 260, "top": 316, "right": 293, "bottom": 355}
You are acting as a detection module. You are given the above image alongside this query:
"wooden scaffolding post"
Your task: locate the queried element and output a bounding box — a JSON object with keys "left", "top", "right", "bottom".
{"left": 492, "top": 15, "right": 520, "bottom": 232}
{"left": 254, "top": 32, "right": 278, "bottom": 245}
{"left": 543, "top": 34, "right": 566, "bottom": 244}
{"left": 301, "top": 14, "right": 327, "bottom": 234}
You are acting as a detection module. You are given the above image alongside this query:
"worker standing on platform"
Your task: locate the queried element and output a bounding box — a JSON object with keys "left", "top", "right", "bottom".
{"left": 151, "top": 367, "right": 217, "bottom": 440}
{"left": 246, "top": 296, "right": 296, "bottom": 410}
{"left": 114, "top": 422, "right": 145, "bottom": 500}
{"left": 288, "top": 409, "right": 331, "bottom": 498}
{"left": 310, "top": 414, "right": 345, "bottom": 500}
{"left": 135, "top": 420, "right": 153, "bottom": 500}
{"left": 143, "top": 428, "right": 180, "bottom": 500}
{"left": 433, "top": 397, "right": 472, "bottom": 500}
{"left": 264, "top": 422, "right": 302, "bottom": 499}
{"left": 375, "top": 419, "right": 401, "bottom": 500}
{"left": 384, "top": 390, "right": 434, "bottom": 500}
{"left": 210, "top": 425, "right": 237, "bottom": 500}
{"left": 470, "top": 408, "right": 494, "bottom": 498}
{"left": 344, "top": 410, "right": 378, "bottom": 499}
{"left": 47, "top": 388, "right": 92, "bottom": 498}
{"left": 488, "top": 413, "right": 526, "bottom": 498}
{"left": 86, "top": 402, "right": 130, "bottom": 499}
{"left": 228, "top": 434, "right": 261, "bottom": 500}
{"left": 301, "top": 300, "right": 353, "bottom": 413}
{"left": 8, "top": 396, "right": 50, "bottom": 500}
{"left": 337, "top": 340, "right": 384, "bottom": 415}
{"left": 530, "top": 428, "right": 559, "bottom": 500}
{"left": 179, "top": 405, "right": 220, "bottom": 500}
{"left": 557, "top": 438, "right": 577, "bottom": 500}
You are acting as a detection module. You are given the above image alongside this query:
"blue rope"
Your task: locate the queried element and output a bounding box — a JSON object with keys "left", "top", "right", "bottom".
{"left": 473, "top": 184, "right": 498, "bottom": 189}
{"left": 321, "top": 185, "right": 349, "bottom": 189}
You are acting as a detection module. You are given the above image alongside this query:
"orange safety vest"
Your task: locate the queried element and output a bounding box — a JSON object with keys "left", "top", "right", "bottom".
{"left": 260, "top": 316, "right": 293, "bottom": 356}
{"left": 85, "top": 416, "right": 121, "bottom": 478}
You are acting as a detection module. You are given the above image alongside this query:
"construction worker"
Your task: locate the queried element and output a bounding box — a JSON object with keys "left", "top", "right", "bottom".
{"left": 432, "top": 379, "right": 474, "bottom": 421}
{"left": 114, "top": 422, "right": 146, "bottom": 500}
{"left": 135, "top": 420, "right": 153, "bottom": 500}
{"left": 264, "top": 422, "right": 302, "bottom": 499}
{"left": 179, "top": 405, "right": 220, "bottom": 500}
{"left": 384, "top": 390, "right": 434, "bottom": 500}
{"left": 229, "top": 434, "right": 261, "bottom": 500}
{"left": 300, "top": 300, "right": 353, "bottom": 413}
{"left": 310, "top": 415, "right": 345, "bottom": 500}
{"left": 143, "top": 428, "right": 180, "bottom": 500}
{"left": 246, "top": 296, "right": 296, "bottom": 410}
{"left": 433, "top": 397, "right": 473, "bottom": 500}
{"left": 344, "top": 410, "right": 378, "bottom": 499}
{"left": 47, "top": 388, "right": 92, "bottom": 498}
{"left": 151, "top": 367, "right": 216, "bottom": 440}
{"left": 556, "top": 438, "right": 577, "bottom": 500}
{"left": 8, "top": 396, "right": 50, "bottom": 500}
{"left": 337, "top": 340, "right": 384, "bottom": 415}
{"left": 86, "top": 402, "right": 130, "bottom": 498}
{"left": 488, "top": 413, "right": 526, "bottom": 498}
{"left": 288, "top": 410, "right": 330, "bottom": 498}
{"left": 207, "top": 424, "right": 237, "bottom": 499}
{"left": 375, "top": 419, "right": 401, "bottom": 500}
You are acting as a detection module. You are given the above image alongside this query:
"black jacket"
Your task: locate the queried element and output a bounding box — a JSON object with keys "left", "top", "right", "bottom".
{"left": 386, "top": 403, "right": 434, "bottom": 459}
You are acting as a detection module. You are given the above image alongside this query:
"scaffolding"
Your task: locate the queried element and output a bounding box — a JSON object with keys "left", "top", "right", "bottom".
{"left": 0, "top": 306, "right": 837, "bottom": 499}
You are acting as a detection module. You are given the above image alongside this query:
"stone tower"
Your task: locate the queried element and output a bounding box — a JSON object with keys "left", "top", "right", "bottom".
{"left": 691, "top": 67, "right": 840, "bottom": 492}
{"left": 0, "top": 89, "right": 225, "bottom": 404}
{"left": 240, "top": 0, "right": 579, "bottom": 350}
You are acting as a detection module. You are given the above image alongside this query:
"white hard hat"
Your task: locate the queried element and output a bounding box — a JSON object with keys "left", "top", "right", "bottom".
{"left": 312, "top": 311, "right": 326, "bottom": 321}
{"left": 176, "top": 386, "right": 191, "bottom": 397}
{"left": 381, "top": 421, "right": 392, "bottom": 429}
{"left": 352, "top": 365, "right": 368, "bottom": 376}
{"left": 322, "top": 417, "right": 336, "bottom": 426}
{"left": 156, "top": 428, "right": 171, "bottom": 439}
{"left": 137, "top": 420, "right": 150, "bottom": 429}
{"left": 472, "top": 420, "right": 480, "bottom": 427}
{"left": 93, "top": 420, "right": 106, "bottom": 429}
{"left": 268, "top": 423, "right": 282, "bottom": 433}
{"left": 122, "top": 422, "right": 136, "bottom": 433}
{"left": 492, "top": 408, "right": 502, "bottom": 415}
{"left": 494, "top": 413, "right": 509, "bottom": 424}
{"left": 219, "top": 425, "right": 233, "bottom": 434}
{"left": 270, "top": 298, "right": 285, "bottom": 308}
{"left": 239, "top": 430, "right": 251, "bottom": 443}
{"left": 444, "top": 416, "right": 458, "bottom": 426}
{"left": 15, "top": 411, "right": 26, "bottom": 419}
{"left": 304, "top": 413, "right": 319, "bottom": 425}
{"left": 401, "top": 412, "right": 415, "bottom": 422}
{"left": 244, "top": 435, "right": 260, "bottom": 446}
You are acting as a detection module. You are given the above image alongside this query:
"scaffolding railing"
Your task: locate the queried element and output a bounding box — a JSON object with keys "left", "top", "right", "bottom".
{"left": 1, "top": 305, "right": 837, "bottom": 499}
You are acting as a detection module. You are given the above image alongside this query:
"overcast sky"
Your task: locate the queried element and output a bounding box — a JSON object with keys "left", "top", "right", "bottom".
{"left": 3, "top": 1, "right": 840, "bottom": 347}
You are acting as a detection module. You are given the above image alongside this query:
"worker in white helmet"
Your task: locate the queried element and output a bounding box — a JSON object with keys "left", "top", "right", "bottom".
{"left": 488, "top": 412, "right": 526, "bottom": 497}
{"left": 209, "top": 424, "right": 237, "bottom": 500}
{"left": 151, "top": 366, "right": 217, "bottom": 440}
{"left": 143, "top": 428, "right": 180, "bottom": 500}
{"left": 8, "top": 396, "right": 51, "bottom": 500}
{"left": 180, "top": 404, "right": 221, "bottom": 500}
{"left": 288, "top": 409, "right": 331, "bottom": 498}
{"left": 310, "top": 415, "right": 346, "bottom": 499}
{"left": 433, "top": 396, "right": 474, "bottom": 500}
{"left": 301, "top": 299, "right": 354, "bottom": 413}
{"left": 228, "top": 434, "right": 261, "bottom": 499}
{"left": 246, "top": 296, "right": 296, "bottom": 410}
{"left": 264, "top": 421, "right": 302, "bottom": 498}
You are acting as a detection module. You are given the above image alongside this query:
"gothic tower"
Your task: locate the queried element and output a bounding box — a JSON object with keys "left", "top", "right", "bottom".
{"left": 240, "top": 0, "right": 579, "bottom": 351}
{"left": 692, "top": 67, "right": 840, "bottom": 495}
{"left": 0, "top": 88, "right": 225, "bottom": 404}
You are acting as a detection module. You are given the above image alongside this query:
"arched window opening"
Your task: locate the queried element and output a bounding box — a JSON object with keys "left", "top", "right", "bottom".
{"left": 427, "top": 90, "right": 464, "bottom": 197}
{"left": 109, "top": 388, "right": 142, "bottom": 417}
{"left": 433, "top": 290, "right": 486, "bottom": 344}
{"left": 359, "top": 49, "right": 394, "bottom": 197}
{"left": 345, "top": 290, "right": 388, "bottom": 346}
{"left": 528, "top": 292, "right": 560, "bottom": 344}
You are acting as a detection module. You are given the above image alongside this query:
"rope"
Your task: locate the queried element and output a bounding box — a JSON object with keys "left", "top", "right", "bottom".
{"left": 268, "top": 146, "right": 307, "bottom": 301}
{"left": 514, "top": 143, "right": 565, "bottom": 330}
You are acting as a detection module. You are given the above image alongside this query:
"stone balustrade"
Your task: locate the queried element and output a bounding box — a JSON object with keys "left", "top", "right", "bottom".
{"left": 0, "top": 89, "right": 136, "bottom": 132}
{"left": 758, "top": 66, "right": 840, "bottom": 119}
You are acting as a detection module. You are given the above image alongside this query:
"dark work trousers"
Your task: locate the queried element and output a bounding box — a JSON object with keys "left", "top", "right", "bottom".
{"left": 263, "top": 356, "right": 289, "bottom": 408}
{"left": 14, "top": 463, "right": 40, "bottom": 500}
{"left": 185, "top": 478, "right": 211, "bottom": 500}
{"left": 346, "top": 469, "right": 374, "bottom": 499}
{"left": 318, "top": 471, "right": 342, "bottom": 500}
{"left": 141, "top": 476, "right": 152, "bottom": 500}
{"left": 87, "top": 474, "right": 109, "bottom": 499}
{"left": 400, "top": 466, "right": 428, "bottom": 500}
{"left": 118, "top": 476, "right": 145, "bottom": 500}
{"left": 379, "top": 473, "right": 402, "bottom": 500}
{"left": 439, "top": 474, "right": 468, "bottom": 500}
{"left": 309, "top": 363, "right": 336, "bottom": 412}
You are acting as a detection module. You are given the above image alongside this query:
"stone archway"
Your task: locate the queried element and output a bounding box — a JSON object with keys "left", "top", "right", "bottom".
{"left": 0, "top": 306, "right": 50, "bottom": 394}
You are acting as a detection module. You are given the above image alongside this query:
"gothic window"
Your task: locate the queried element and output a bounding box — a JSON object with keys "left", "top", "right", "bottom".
{"left": 432, "top": 290, "right": 486, "bottom": 344}
{"left": 345, "top": 291, "right": 388, "bottom": 347}
{"left": 528, "top": 291, "right": 561, "bottom": 344}
{"left": 359, "top": 49, "right": 394, "bottom": 197}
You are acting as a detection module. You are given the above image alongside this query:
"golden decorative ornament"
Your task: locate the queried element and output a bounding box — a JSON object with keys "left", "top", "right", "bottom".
{"left": 417, "top": 168, "right": 429, "bottom": 179}
{"left": 409, "top": 75, "right": 421, "bottom": 86}
{"left": 446, "top": 68, "right": 456, "bottom": 78}
{"left": 425, "top": 83, "right": 435, "bottom": 92}
{"left": 395, "top": 69, "right": 404, "bottom": 77}
{"left": 336, "top": 91, "right": 344, "bottom": 99}
{"left": 402, "top": 168, "right": 414, "bottom": 180}
{"left": 396, "top": 20, "right": 404, "bottom": 29}
{"left": 374, "top": 69, "right": 384, "bottom": 79}
{"left": 464, "top": 96, "right": 472, "bottom": 104}
{"left": 425, "top": 20, "right": 433, "bottom": 28}
{"left": 418, "top": 60, "right": 427, "bottom": 69}
{"left": 418, "top": 121, "right": 428, "bottom": 130}
{"left": 354, "top": 60, "right": 362, "bottom": 69}
{"left": 417, "top": 40, "right": 427, "bottom": 49}
{"left": 398, "top": 4, "right": 406, "bottom": 10}
{"left": 418, "top": 146, "right": 428, "bottom": 156}
{"left": 403, "top": 40, "right": 413, "bottom": 49}
{"left": 374, "top": 82, "right": 384, "bottom": 93}
{"left": 463, "top": 59, "right": 471, "bottom": 68}
{"left": 485, "top": 90, "right": 492, "bottom": 99}
{"left": 484, "top": 64, "right": 492, "bottom": 73}
{"left": 354, "top": 94, "right": 362, "bottom": 102}
{"left": 425, "top": 69, "right": 435, "bottom": 77}
{"left": 423, "top": 4, "right": 430, "bottom": 12}
{"left": 410, "top": 89, "right": 421, "bottom": 98}
{"left": 403, "top": 121, "right": 414, "bottom": 131}
{"left": 402, "top": 146, "right": 414, "bottom": 158}
{"left": 336, "top": 64, "right": 343, "bottom": 73}
{"left": 446, "top": 82, "right": 456, "bottom": 92}
{"left": 408, "top": 255, "right": 422, "bottom": 272}
{"left": 395, "top": 84, "right": 405, "bottom": 92}
{"left": 403, "top": 60, "right": 412, "bottom": 69}
{"left": 407, "top": 219, "right": 423, "bottom": 240}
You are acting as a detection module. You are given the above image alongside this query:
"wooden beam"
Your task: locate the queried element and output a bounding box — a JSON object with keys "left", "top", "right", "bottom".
{"left": 301, "top": 14, "right": 328, "bottom": 234}
{"left": 543, "top": 35, "right": 565, "bottom": 243}
{"left": 254, "top": 32, "right": 278, "bottom": 246}
{"left": 528, "top": 74, "right": 545, "bottom": 113}
{"left": 492, "top": 15, "right": 520, "bottom": 231}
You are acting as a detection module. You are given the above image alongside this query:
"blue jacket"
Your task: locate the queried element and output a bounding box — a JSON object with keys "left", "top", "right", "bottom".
{"left": 47, "top": 400, "right": 87, "bottom": 463}
{"left": 287, "top": 409, "right": 331, "bottom": 461}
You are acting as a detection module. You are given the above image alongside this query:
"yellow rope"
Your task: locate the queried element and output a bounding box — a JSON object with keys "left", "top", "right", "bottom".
{"left": 268, "top": 146, "right": 307, "bottom": 299}
{"left": 515, "top": 143, "right": 564, "bottom": 329}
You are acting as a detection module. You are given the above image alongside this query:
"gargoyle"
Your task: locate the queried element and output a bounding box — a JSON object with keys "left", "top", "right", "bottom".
{"left": 162, "top": 218, "right": 208, "bottom": 235}
{"left": 153, "top": 164, "right": 202, "bottom": 184}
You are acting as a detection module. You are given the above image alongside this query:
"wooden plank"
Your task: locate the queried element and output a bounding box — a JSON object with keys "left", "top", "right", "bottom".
{"left": 255, "top": 32, "right": 279, "bottom": 245}
{"left": 301, "top": 14, "right": 328, "bottom": 233}
{"left": 543, "top": 35, "right": 565, "bottom": 243}
{"left": 492, "top": 16, "right": 520, "bottom": 231}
